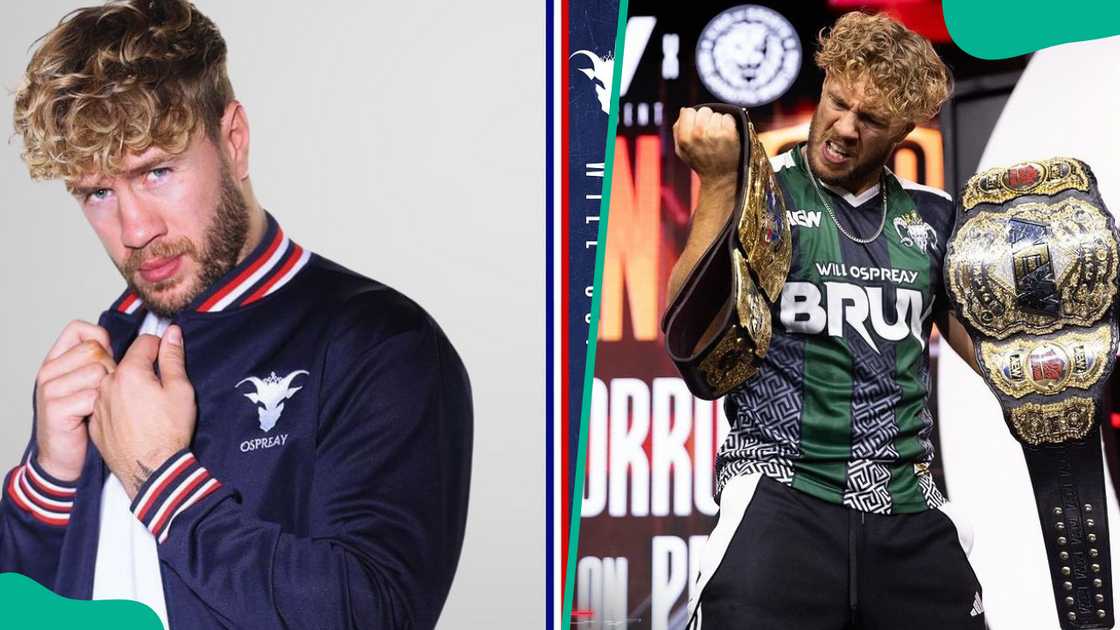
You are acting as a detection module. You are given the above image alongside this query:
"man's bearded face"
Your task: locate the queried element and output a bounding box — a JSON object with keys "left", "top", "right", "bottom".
{"left": 806, "top": 75, "right": 913, "bottom": 194}
{"left": 71, "top": 132, "right": 250, "bottom": 318}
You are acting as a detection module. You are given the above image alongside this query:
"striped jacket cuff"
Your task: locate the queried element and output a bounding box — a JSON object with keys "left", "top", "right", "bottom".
{"left": 130, "top": 450, "right": 223, "bottom": 543}
{"left": 5, "top": 457, "right": 78, "bottom": 527}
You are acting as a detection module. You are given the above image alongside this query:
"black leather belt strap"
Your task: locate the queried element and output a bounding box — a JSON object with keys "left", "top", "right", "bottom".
{"left": 1023, "top": 428, "right": 1113, "bottom": 627}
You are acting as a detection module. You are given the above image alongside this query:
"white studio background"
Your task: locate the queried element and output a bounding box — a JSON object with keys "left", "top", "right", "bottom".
{"left": 938, "top": 36, "right": 1120, "bottom": 629}
{"left": 0, "top": 1, "right": 544, "bottom": 628}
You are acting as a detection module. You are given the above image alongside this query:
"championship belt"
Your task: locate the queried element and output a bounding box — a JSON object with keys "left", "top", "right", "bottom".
{"left": 945, "top": 158, "right": 1120, "bottom": 629}
{"left": 661, "top": 104, "right": 791, "bottom": 400}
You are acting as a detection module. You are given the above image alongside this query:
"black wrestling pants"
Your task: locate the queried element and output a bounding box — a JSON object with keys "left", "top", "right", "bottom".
{"left": 688, "top": 474, "right": 986, "bottom": 630}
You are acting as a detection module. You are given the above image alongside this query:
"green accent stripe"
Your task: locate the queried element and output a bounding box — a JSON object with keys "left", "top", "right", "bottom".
{"left": 887, "top": 461, "right": 924, "bottom": 512}
{"left": 883, "top": 176, "right": 932, "bottom": 512}
{"left": 785, "top": 157, "right": 851, "bottom": 502}
{"left": 943, "top": 0, "right": 1120, "bottom": 60}
{"left": 0, "top": 572, "right": 161, "bottom": 628}
{"left": 791, "top": 332, "right": 852, "bottom": 505}
{"left": 562, "top": 1, "right": 628, "bottom": 626}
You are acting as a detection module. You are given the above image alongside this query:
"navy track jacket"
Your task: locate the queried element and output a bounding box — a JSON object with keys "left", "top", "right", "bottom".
{"left": 0, "top": 214, "right": 473, "bottom": 629}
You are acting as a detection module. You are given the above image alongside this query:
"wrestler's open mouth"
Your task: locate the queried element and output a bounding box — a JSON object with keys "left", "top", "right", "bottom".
{"left": 822, "top": 139, "right": 852, "bottom": 165}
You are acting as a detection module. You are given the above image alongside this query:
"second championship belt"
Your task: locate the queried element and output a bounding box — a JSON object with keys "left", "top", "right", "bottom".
{"left": 945, "top": 158, "right": 1120, "bottom": 629}
{"left": 661, "top": 104, "right": 791, "bottom": 400}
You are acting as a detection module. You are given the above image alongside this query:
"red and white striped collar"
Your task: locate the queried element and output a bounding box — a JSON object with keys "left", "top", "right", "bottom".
{"left": 111, "top": 213, "right": 312, "bottom": 317}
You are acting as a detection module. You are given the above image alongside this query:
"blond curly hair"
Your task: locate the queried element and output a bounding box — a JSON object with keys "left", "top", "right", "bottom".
{"left": 816, "top": 12, "right": 951, "bottom": 123}
{"left": 12, "top": 0, "right": 233, "bottom": 181}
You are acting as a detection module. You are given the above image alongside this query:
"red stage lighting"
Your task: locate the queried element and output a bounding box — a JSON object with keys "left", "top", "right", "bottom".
{"left": 826, "top": 0, "right": 951, "bottom": 43}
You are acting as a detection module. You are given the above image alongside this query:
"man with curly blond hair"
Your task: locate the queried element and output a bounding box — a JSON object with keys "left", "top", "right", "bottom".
{"left": 0, "top": 1, "right": 472, "bottom": 628}
{"left": 670, "top": 12, "right": 986, "bottom": 629}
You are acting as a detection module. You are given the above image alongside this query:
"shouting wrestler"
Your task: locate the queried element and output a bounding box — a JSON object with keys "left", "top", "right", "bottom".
{"left": 670, "top": 12, "right": 985, "bottom": 629}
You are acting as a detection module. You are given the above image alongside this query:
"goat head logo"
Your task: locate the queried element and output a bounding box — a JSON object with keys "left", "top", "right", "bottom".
{"left": 570, "top": 50, "right": 614, "bottom": 115}
{"left": 894, "top": 211, "right": 938, "bottom": 254}
{"left": 236, "top": 370, "right": 310, "bottom": 432}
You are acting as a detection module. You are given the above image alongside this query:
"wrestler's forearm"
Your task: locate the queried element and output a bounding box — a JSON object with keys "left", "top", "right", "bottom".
{"left": 667, "top": 174, "right": 737, "bottom": 303}
{"left": 940, "top": 312, "right": 980, "bottom": 375}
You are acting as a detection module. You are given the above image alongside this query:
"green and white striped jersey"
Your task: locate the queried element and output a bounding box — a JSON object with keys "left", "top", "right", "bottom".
{"left": 717, "top": 143, "right": 956, "bottom": 514}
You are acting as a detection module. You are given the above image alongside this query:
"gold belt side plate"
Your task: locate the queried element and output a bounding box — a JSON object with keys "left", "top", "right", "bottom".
{"left": 946, "top": 197, "right": 1119, "bottom": 339}
{"left": 696, "top": 250, "right": 771, "bottom": 396}
{"left": 979, "top": 324, "right": 1113, "bottom": 398}
{"left": 733, "top": 249, "right": 772, "bottom": 358}
{"left": 961, "top": 157, "right": 1091, "bottom": 211}
{"left": 696, "top": 327, "right": 759, "bottom": 397}
{"left": 737, "top": 121, "right": 791, "bottom": 302}
{"left": 1008, "top": 397, "right": 1096, "bottom": 445}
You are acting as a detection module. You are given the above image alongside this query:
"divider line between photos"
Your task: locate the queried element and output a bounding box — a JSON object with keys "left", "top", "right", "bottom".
{"left": 544, "top": 0, "right": 555, "bottom": 627}
{"left": 561, "top": 0, "right": 629, "bottom": 625}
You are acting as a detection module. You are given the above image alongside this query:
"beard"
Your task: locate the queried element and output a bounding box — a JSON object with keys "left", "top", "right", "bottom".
{"left": 806, "top": 111, "right": 895, "bottom": 192}
{"left": 118, "top": 163, "right": 250, "bottom": 318}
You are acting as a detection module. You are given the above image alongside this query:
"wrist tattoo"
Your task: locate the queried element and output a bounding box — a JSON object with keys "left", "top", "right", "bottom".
{"left": 132, "top": 460, "right": 155, "bottom": 496}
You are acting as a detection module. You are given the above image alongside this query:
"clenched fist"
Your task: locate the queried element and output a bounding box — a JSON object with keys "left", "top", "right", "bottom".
{"left": 673, "top": 106, "right": 740, "bottom": 183}
{"left": 90, "top": 326, "right": 196, "bottom": 500}
{"left": 34, "top": 320, "right": 116, "bottom": 482}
